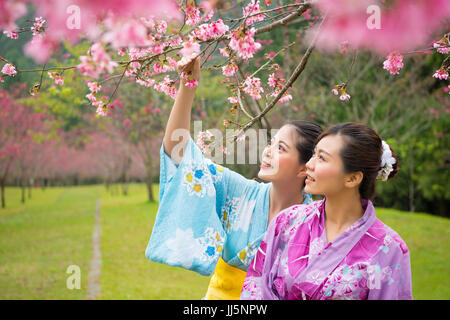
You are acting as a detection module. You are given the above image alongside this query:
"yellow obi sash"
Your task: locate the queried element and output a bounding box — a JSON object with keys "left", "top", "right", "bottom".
{"left": 204, "top": 257, "right": 247, "bottom": 300}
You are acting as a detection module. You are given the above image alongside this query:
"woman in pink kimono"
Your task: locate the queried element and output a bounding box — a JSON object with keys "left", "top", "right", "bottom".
{"left": 241, "top": 122, "right": 413, "bottom": 300}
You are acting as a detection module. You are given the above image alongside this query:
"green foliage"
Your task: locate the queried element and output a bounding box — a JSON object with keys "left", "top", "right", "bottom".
{"left": 1, "top": 185, "right": 448, "bottom": 299}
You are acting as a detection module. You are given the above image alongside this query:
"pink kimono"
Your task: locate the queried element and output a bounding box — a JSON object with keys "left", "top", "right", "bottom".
{"left": 241, "top": 198, "right": 413, "bottom": 300}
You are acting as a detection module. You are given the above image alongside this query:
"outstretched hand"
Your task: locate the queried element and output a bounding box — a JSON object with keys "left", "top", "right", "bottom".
{"left": 178, "top": 57, "right": 201, "bottom": 88}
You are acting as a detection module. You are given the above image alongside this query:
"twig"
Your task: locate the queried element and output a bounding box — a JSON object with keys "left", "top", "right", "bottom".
{"left": 249, "top": 42, "right": 295, "bottom": 79}
{"left": 234, "top": 13, "right": 325, "bottom": 140}
{"left": 236, "top": 88, "right": 255, "bottom": 120}
{"left": 255, "top": 2, "right": 311, "bottom": 35}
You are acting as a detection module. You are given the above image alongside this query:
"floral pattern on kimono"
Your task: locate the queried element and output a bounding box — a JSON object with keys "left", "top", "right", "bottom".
{"left": 241, "top": 199, "right": 413, "bottom": 300}
{"left": 146, "top": 136, "right": 313, "bottom": 276}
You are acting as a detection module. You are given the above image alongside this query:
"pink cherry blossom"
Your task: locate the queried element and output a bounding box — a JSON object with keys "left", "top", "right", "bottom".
{"left": 86, "top": 93, "right": 97, "bottom": 103}
{"left": 332, "top": 84, "right": 351, "bottom": 101}
{"left": 154, "top": 75, "right": 178, "bottom": 99}
{"left": 186, "top": 1, "right": 202, "bottom": 26}
{"left": 31, "top": 17, "right": 46, "bottom": 36}
{"left": 180, "top": 71, "right": 198, "bottom": 88}
{"left": 96, "top": 105, "right": 109, "bottom": 116}
{"left": 180, "top": 37, "right": 201, "bottom": 59}
{"left": 77, "top": 42, "right": 118, "bottom": 78}
{"left": 243, "top": 76, "right": 264, "bottom": 100}
{"left": 102, "top": 19, "right": 149, "bottom": 49}
{"left": 185, "top": 79, "right": 198, "bottom": 87}
{"left": 153, "top": 62, "right": 169, "bottom": 74}
{"left": 87, "top": 81, "right": 102, "bottom": 93}
{"left": 228, "top": 96, "right": 238, "bottom": 104}
{"left": 312, "top": 0, "right": 450, "bottom": 54}
{"left": 23, "top": 34, "right": 58, "bottom": 64}
{"left": 0, "top": 1, "right": 26, "bottom": 34}
{"left": 194, "top": 19, "right": 229, "bottom": 41}
{"left": 222, "top": 63, "right": 238, "bottom": 77}
{"left": 219, "top": 47, "right": 230, "bottom": 57}
{"left": 268, "top": 73, "right": 278, "bottom": 87}
{"left": 433, "top": 68, "right": 449, "bottom": 80}
{"left": 229, "top": 27, "right": 262, "bottom": 60}
{"left": 242, "top": 0, "right": 265, "bottom": 26}
{"left": 1, "top": 63, "right": 17, "bottom": 76}
{"left": 3, "top": 30, "right": 18, "bottom": 39}
{"left": 339, "top": 93, "right": 351, "bottom": 101}
{"left": 433, "top": 41, "right": 450, "bottom": 54}
{"left": 48, "top": 72, "right": 64, "bottom": 85}
{"left": 383, "top": 51, "right": 404, "bottom": 75}
{"left": 278, "top": 93, "right": 292, "bottom": 103}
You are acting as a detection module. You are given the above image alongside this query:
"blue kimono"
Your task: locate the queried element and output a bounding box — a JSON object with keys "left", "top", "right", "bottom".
{"left": 145, "top": 137, "right": 312, "bottom": 276}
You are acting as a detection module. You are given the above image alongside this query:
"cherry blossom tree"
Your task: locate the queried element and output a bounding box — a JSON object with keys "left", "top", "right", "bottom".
{"left": 0, "top": 87, "right": 50, "bottom": 207}
{"left": 1, "top": 0, "right": 448, "bottom": 143}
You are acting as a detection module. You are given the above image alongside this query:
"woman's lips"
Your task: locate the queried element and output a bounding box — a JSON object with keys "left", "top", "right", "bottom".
{"left": 260, "top": 161, "right": 272, "bottom": 169}
{"left": 305, "top": 173, "right": 315, "bottom": 184}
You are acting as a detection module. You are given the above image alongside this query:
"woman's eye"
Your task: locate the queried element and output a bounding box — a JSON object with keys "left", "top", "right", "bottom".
{"left": 278, "top": 144, "right": 284, "bottom": 151}
{"left": 319, "top": 155, "right": 325, "bottom": 161}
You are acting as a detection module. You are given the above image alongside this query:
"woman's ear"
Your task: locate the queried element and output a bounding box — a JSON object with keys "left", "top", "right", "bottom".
{"left": 344, "top": 171, "right": 363, "bottom": 188}
{"left": 296, "top": 164, "right": 307, "bottom": 179}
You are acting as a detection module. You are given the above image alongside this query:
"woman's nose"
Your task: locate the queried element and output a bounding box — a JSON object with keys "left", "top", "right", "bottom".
{"left": 305, "top": 157, "right": 314, "bottom": 171}
{"left": 263, "top": 144, "right": 272, "bottom": 157}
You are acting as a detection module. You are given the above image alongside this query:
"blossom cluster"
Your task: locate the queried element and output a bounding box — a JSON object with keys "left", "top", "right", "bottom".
{"left": 77, "top": 43, "right": 118, "bottom": 79}
{"left": 331, "top": 84, "right": 351, "bottom": 101}
{"left": 48, "top": 72, "right": 64, "bottom": 85}
{"left": 242, "top": 1, "right": 265, "bottom": 26}
{"left": 195, "top": 130, "right": 214, "bottom": 155}
{"left": 382, "top": 51, "right": 404, "bottom": 75}
{"left": 193, "top": 19, "right": 229, "bottom": 41}
{"left": 229, "top": 27, "right": 262, "bottom": 60}
{"left": 243, "top": 76, "right": 264, "bottom": 100}
{"left": 267, "top": 73, "right": 292, "bottom": 104}
{"left": 31, "top": 17, "right": 46, "bottom": 36}
{"left": 1, "top": 64, "right": 17, "bottom": 77}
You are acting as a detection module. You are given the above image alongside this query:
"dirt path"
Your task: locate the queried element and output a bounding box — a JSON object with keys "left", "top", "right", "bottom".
{"left": 87, "top": 198, "right": 101, "bottom": 299}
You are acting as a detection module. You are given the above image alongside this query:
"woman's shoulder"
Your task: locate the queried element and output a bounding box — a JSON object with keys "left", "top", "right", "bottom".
{"left": 381, "top": 220, "right": 410, "bottom": 255}
{"left": 368, "top": 217, "right": 410, "bottom": 258}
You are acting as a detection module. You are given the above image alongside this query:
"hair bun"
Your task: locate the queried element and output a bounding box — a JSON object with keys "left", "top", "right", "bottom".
{"left": 387, "top": 145, "right": 399, "bottom": 180}
{"left": 378, "top": 141, "right": 399, "bottom": 181}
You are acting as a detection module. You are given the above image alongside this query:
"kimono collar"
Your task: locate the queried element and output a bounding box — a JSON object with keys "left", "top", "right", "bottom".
{"left": 286, "top": 197, "right": 377, "bottom": 299}
{"left": 318, "top": 197, "right": 374, "bottom": 234}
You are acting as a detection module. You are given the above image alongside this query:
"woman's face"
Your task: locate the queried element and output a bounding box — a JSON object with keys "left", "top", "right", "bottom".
{"left": 258, "top": 125, "right": 306, "bottom": 183}
{"left": 304, "top": 134, "right": 348, "bottom": 196}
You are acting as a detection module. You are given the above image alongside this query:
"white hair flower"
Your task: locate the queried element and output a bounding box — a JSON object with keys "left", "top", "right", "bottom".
{"left": 377, "top": 140, "right": 396, "bottom": 181}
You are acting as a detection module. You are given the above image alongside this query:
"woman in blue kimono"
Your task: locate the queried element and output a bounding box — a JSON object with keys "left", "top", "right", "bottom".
{"left": 145, "top": 58, "right": 322, "bottom": 299}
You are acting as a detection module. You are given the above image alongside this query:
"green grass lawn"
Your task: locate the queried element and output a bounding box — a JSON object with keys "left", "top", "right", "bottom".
{"left": 0, "top": 184, "right": 448, "bottom": 299}
{"left": 0, "top": 185, "right": 100, "bottom": 299}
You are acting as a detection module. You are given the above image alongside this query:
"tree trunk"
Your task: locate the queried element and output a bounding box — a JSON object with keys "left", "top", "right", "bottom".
{"left": 28, "top": 178, "right": 33, "bottom": 199}
{"left": 21, "top": 179, "right": 25, "bottom": 204}
{"left": 146, "top": 173, "right": 155, "bottom": 202}
{"left": 1, "top": 179, "right": 5, "bottom": 209}
{"left": 408, "top": 146, "right": 415, "bottom": 212}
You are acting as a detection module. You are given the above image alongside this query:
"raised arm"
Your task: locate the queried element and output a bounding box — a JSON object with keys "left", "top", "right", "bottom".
{"left": 163, "top": 57, "right": 200, "bottom": 164}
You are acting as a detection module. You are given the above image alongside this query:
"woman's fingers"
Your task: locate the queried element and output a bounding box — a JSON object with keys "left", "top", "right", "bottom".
{"left": 178, "top": 57, "right": 197, "bottom": 74}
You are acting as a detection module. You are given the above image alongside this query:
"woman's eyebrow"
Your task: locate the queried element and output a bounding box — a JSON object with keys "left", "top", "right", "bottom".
{"left": 318, "top": 148, "right": 332, "bottom": 157}
{"left": 279, "top": 140, "right": 290, "bottom": 149}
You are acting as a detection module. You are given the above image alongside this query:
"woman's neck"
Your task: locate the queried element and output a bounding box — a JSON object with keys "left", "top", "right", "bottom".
{"left": 269, "top": 180, "right": 305, "bottom": 217}
{"left": 324, "top": 189, "right": 364, "bottom": 230}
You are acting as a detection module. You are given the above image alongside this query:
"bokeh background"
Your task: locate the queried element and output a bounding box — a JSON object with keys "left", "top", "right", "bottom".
{"left": 0, "top": 2, "right": 449, "bottom": 300}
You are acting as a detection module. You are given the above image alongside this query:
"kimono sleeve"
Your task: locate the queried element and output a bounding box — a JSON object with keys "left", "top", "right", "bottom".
{"left": 241, "top": 207, "right": 292, "bottom": 300}
{"left": 367, "top": 239, "right": 413, "bottom": 300}
{"left": 145, "top": 136, "right": 255, "bottom": 276}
